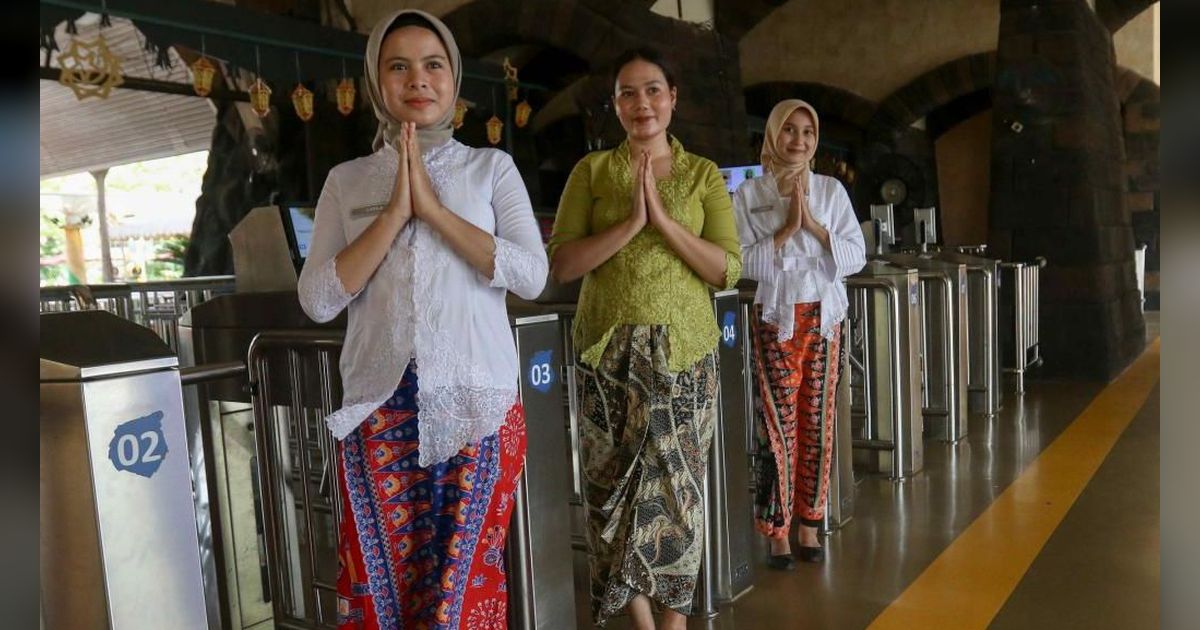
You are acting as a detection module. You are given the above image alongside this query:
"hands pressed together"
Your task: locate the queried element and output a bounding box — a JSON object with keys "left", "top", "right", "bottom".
{"left": 627, "top": 150, "right": 673, "bottom": 234}
{"left": 775, "top": 174, "right": 830, "bottom": 251}
{"left": 384, "top": 121, "right": 445, "bottom": 228}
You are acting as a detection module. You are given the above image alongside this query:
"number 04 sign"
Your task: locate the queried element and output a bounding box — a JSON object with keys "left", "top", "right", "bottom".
{"left": 107, "top": 410, "right": 170, "bottom": 478}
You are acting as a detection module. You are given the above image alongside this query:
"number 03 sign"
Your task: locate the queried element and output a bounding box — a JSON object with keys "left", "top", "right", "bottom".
{"left": 527, "top": 349, "right": 555, "bottom": 394}
{"left": 107, "top": 410, "right": 170, "bottom": 478}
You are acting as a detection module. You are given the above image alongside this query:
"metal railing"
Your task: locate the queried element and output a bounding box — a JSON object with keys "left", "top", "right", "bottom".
{"left": 999, "top": 258, "right": 1045, "bottom": 394}
{"left": 246, "top": 331, "right": 344, "bottom": 630}
{"left": 39, "top": 276, "right": 236, "bottom": 352}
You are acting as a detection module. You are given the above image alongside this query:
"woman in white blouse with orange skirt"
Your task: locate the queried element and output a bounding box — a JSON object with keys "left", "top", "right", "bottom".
{"left": 733, "top": 99, "right": 865, "bottom": 569}
{"left": 297, "top": 9, "right": 547, "bottom": 628}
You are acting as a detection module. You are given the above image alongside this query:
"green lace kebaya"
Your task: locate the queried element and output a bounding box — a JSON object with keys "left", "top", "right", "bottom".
{"left": 548, "top": 136, "right": 743, "bottom": 372}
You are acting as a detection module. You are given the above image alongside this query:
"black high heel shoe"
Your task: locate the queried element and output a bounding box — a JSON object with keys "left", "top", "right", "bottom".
{"left": 796, "top": 545, "right": 824, "bottom": 563}
{"left": 767, "top": 553, "right": 796, "bottom": 570}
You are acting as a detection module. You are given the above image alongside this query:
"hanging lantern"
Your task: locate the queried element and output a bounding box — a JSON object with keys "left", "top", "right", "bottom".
{"left": 336, "top": 78, "right": 356, "bottom": 116}
{"left": 291, "top": 84, "right": 314, "bottom": 121}
{"left": 514, "top": 99, "right": 532, "bottom": 128}
{"left": 249, "top": 78, "right": 272, "bottom": 117}
{"left": 502, "top": 57, "right": 519, "bottom": 102}
{"left": 57, "top": 36, "right": 123, "bottom": 100}
{"left": 191, "top": 56, "right": 215, "bottom": 96}
{"left": 453, "top": 98, "right": 468, "bottom": 129}
{"left": 486, "top": 115, "right": 503, "bottom": 145}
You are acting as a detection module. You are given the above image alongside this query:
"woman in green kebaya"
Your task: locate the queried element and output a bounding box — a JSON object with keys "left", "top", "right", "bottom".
{"left": 547, "top": 47, "right": 742, "bottom": 630}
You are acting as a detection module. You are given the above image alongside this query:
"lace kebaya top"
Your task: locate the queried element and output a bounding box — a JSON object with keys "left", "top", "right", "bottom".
{"left": 297, "top": 139, "right": 549, "bottom": 466}
{"left": 732, "top": 171, "right": 866, "bottom": 342}
{"left": 547, "top": 137, "right": 743, "bottom": 372}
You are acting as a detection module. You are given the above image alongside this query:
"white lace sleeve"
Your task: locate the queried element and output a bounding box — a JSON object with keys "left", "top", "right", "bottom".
{"left": 297, "top": 168, "right": 361, "bottom": 322}
{"left": 490, "top": 235, "right": 549, "bottom": 298}
{"left": 298, "top": 256, "right": 359, "bottom": 323}
{"left": 488, "top": 150, "right": 548, "bottom": 300}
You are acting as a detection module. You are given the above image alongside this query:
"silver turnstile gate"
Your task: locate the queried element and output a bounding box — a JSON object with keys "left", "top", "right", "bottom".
{"left": 847, "top": 262, "right": 925, "bottom": 479}
{"left": 697, "top": 290, "right": 757, "bottom": 613}
{"left": 41, "top": 311, "right": 209, "bottom": 630}
{"left": 505, "top": 314, "right": 578, "bottom": 630}
{"left": 241, "top": 322, "right": 577, "bottom": 630}
{"left": 878, "top": 254, "right": 970, "bottom": 443}
{"left": 933, "top": 250, "right": 1001, "bottom": 416}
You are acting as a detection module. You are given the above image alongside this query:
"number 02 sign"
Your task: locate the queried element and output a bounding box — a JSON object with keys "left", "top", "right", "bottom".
{"left": 107, "top": 410, "right": 170, "bottom": 478}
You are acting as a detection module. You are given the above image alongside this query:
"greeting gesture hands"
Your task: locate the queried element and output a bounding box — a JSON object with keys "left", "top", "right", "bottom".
{"left": 628, "top": 150, "right": 649, "bottom": 232}
{"left": 385, "top": 123, "right": 414, "bottom": 227}
{"left": 795, "top": 175, "right": 825, "bottom": 235}
{"left": 642, "top": 151, "right": 670, "bottom": 230}
{"left": 404, "top": 121, "right": 442, "bottom": 220}
{"left": 786, "top": 175, "right": 806, "bottom": 233}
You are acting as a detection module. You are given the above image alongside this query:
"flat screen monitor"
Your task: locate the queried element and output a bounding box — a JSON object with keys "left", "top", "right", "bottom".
{"left": 717, "top": 164, "right": 764, "bottom": 193}
{"left": 279, "top": 204, "right": 315, "bottom": 269}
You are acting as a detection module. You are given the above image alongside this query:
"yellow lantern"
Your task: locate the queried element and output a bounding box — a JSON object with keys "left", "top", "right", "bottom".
{"left": 453, "top": 98, "right": 468, "bottom": 129}
{"left": 249, "top": 78, "right": 272, "bottom": 117}
{"left": 514, "top": 99, "right": 532, "bottom": 128}
{"left": 336, "top": 78, "right": 356, "bottom": 116}
{"left": 191, "top": 56, "right": 215, "bottom": 96}
{"left": 486, "top": 115, "right": 503, "bottom": 145}
{"left": 291, "top": 84, "right": 314, "bottom": 121}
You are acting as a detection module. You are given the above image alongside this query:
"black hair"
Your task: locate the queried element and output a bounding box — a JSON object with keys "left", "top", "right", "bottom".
{"left": 610, "top": 46, "right": 678, "bottom": 92}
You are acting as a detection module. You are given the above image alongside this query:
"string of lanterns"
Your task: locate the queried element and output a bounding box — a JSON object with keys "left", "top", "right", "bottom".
{"left": 53, "top": 6, "right": 533, "bottom": 145}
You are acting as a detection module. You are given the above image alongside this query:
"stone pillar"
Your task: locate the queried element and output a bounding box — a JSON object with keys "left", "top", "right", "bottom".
{"left": 988, "top": 0, "right": 1145, "bottom": 379}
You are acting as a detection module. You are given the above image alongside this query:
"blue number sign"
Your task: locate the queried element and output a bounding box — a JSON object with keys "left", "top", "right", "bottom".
{"left": 721, "top": 311, "right": 737, "bottom": 348}
{"left": 527, "top": 349, "right": 555, "bottom": 394}
{"left": 108, "top": 410, "right": 169, "bottom": 478}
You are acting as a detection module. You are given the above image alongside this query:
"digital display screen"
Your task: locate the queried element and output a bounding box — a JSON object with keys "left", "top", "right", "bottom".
{"left": 717, "top": 164, "right": 764, "bottom": 193}
{"left": 287, "top": 206, "right": 315, "bottom": 260}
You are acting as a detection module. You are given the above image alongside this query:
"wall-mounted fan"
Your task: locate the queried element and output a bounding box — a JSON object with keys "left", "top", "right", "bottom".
{"left": 879, "top": 178, "right": 908, "bottom": 205}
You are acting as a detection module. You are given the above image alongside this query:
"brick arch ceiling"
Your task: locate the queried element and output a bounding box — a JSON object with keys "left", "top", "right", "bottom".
{"left": 743, "top": 81, "right": 876, "bottom": 128}
{"left": 867, "top": 52, "right": 997, "bottom": 137}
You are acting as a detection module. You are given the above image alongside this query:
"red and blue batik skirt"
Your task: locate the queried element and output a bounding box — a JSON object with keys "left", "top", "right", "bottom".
{"left": 336, "top": 364, "right": 527, "bottom": 629}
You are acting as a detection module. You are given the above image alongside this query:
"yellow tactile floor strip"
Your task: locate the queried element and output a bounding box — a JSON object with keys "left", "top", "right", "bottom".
{"left": 867, "top": 338, "right": 1160, "bottom": 630}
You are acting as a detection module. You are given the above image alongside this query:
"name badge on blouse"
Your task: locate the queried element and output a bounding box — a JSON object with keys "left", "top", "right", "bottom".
{"left": 749, "top": 204, "right": 774, "bottom": 215}
{"left": 350, "top": 204, "right": 385, "bottom": 219}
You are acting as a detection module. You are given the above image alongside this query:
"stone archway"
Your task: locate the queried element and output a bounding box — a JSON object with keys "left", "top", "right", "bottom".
{"left": 743, "top": 81, "right": 875, "bottom": 128}
{"left": 440, "top": 0, "right": 751, "bottom": 165}
{"left": 867, "top": 51, "right": 997, "bottom": 138}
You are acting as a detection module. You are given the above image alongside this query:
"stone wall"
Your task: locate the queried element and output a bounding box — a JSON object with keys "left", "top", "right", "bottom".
{"left": 989, "top": 0, "right": 1144, "bottom": 378}
{"left": 1117, "top": 67, "right": 1160, "bottom": 309}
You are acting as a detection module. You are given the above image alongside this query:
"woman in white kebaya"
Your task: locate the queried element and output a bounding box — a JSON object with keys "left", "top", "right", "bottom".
{"left": 732, "top": 99, "right": 865, "bottom": 569}
{"left": 297, "top": 9, "right": 547, "bottom": 628}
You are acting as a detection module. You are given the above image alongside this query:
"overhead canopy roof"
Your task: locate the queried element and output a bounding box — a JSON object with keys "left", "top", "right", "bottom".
{"left": 39, "top": 15, "right": 215, "bottom": 179}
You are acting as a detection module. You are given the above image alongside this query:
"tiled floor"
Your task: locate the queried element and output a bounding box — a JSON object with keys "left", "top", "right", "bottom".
{"left": 582, "top": 314, "right": 1160, "bottom": 629}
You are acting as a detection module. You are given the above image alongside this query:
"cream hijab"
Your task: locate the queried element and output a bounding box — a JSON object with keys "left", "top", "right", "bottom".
{"left": 760, "top": 99, "right": 820, "bottom": 191}
{"left": 363, "top": 9, "right": 462, "bottom": 151}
